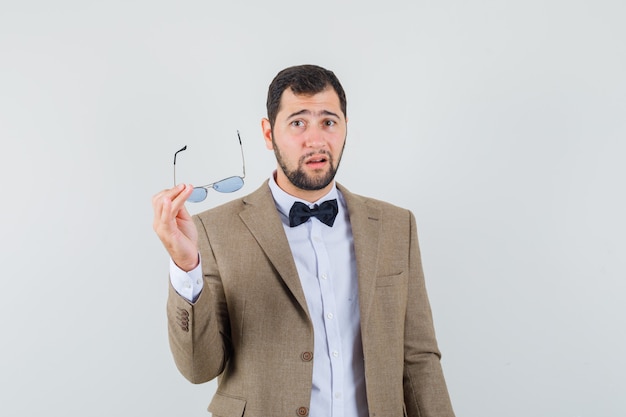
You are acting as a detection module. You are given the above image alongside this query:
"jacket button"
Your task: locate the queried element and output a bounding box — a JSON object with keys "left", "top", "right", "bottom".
{"left": 296, "top": 406, "right": 308, "bottom": 416}
{"left": 301, "top": 351, "right": 313, "bottom": 362}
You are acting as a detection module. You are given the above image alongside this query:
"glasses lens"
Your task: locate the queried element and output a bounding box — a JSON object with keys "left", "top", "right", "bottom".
{"left": 213, "top": 176, "right": 244, "bottom": 193}
{"left": 188, "top": 187, "right": 208, "bottom": 202}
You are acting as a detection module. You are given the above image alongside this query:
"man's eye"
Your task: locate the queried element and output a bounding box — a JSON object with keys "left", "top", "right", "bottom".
{"left": 291, "top": 120, "right": 304, "bottom": 127}
{"left": 324, "top": 120, "right": 336, "bottom": 127}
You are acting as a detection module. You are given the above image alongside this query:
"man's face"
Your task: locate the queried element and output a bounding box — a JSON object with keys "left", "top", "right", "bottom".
{"left": 262, "top": 87, "right": 347, "bottom": 201}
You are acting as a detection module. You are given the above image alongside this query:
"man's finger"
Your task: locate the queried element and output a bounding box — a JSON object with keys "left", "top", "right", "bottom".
{"left": 170, "top": 184, "right": 194, "bottom": 215}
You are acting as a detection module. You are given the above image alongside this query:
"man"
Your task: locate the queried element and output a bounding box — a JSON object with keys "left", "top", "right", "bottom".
{"left": 152, "top": 65, "right": 455, "bottom": 416}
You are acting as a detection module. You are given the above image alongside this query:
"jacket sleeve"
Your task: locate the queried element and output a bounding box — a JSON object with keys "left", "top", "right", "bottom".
{"left": 166, "top": 215, "right": 231, "bottom": 384}
{"left": 403, "top": 211, "right": 456, "bottom": 417}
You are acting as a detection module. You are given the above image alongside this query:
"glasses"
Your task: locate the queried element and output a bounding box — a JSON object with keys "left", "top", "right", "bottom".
{"left": 173, "top": 130, "right": 246, "bottom": 202}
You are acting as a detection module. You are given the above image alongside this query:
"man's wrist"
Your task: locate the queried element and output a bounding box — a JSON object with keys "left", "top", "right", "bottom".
{"left": 172, "top": 253, "right": 200, "bottom": 272}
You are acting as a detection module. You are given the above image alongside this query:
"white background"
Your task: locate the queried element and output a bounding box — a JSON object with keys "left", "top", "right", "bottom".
{"left": 1, "top": 1, "right": 624, "bottom": 416}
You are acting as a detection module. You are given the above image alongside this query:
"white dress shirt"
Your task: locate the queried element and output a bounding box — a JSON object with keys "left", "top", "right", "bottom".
{"left": 170, "top": 175, "right": 368, "bottom": 417}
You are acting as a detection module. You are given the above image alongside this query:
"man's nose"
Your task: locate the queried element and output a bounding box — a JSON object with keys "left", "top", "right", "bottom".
{"left": 304, "top": 125, "right": 325, "bottom": 148}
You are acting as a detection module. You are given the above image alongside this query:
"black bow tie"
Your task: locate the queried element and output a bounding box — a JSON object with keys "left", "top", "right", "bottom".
{"left": 289, "top": 199, "right": 339, "bottom": 227}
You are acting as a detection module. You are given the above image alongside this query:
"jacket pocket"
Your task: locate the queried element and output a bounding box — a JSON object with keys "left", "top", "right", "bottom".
{"left": 375, "top": 271, "right": 405, "bottom": 287}
{"left": 208, "top": 391, "right": 246, "bottom": 417}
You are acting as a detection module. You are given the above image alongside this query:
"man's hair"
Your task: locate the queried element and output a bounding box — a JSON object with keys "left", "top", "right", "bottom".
{"left": 266, "top": 64, "right": 347, "bottom": 128}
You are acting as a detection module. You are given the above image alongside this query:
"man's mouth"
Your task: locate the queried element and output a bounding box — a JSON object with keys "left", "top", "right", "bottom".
{"left": 304, "top": 153, "right": 329, "bottom": 166}
{"left": 304, "top": 153, "right": 329, "bottom": 164}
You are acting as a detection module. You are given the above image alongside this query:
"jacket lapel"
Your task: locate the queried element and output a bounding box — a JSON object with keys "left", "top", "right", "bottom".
{"left": 238, "top": 182, "right": 310, "bottom": 319}
{"left": 338, "top": 184, "right": 381, "bottom": 326}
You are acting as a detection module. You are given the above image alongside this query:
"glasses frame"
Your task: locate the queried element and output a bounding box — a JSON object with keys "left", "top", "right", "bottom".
{"left": 173, "top": 130, "right": 246, "bottom": 202}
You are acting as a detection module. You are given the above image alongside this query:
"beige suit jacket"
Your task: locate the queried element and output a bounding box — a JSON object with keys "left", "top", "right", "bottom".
{"left": 167, "top": 181, "right": 455, "bottom": 417}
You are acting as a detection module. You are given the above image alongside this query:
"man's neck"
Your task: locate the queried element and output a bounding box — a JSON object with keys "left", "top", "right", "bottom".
{"left": 273, "top": 171, "right": 335, "bottom": 203}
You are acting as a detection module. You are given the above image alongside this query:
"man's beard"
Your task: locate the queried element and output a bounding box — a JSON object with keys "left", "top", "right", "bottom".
{"left": 272, "top": 138, "right": 344, "bottom": 191}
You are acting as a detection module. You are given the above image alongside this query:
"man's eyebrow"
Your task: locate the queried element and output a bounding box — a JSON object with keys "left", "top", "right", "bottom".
{"left": 286, "top": 109, "right": 341, "bottom": 119}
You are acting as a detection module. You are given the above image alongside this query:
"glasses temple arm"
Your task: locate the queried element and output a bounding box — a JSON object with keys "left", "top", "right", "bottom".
{"left": 237, "top": 130, "right": 246, "bottom": 178}
{"left": 173, "top": 145, "right": 187, "bottom": 185}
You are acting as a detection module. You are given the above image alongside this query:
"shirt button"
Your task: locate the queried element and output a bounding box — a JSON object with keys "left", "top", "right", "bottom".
{"left": 321, "top": 273, "right": 328, "bottom": 280}
{"left": 327, "top": 313, "right": 334, "bottom": 319}
{"left": 196, "top": 279, "right": 201, "bottom": 285}
{"left": 332, "top": 351, "right": 339, "bottom": 357}
{"left": 184, "top": 282, "right": 191, "bottom": 289}
{"left": 335, "top": 392, "right": 342, "bottom": 399}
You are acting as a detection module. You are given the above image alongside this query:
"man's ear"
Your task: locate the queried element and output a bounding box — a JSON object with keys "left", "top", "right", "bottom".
{"left": 261, "top": 118, "right": 273, "bottom": 150}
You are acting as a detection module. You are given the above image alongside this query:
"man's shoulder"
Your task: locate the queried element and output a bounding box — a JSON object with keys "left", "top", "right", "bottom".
{"left": 192, "top": 197, "right": 244, "bottom": 221}
{"left": 338, "top": 183, "right": 412, "bottom": 216}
